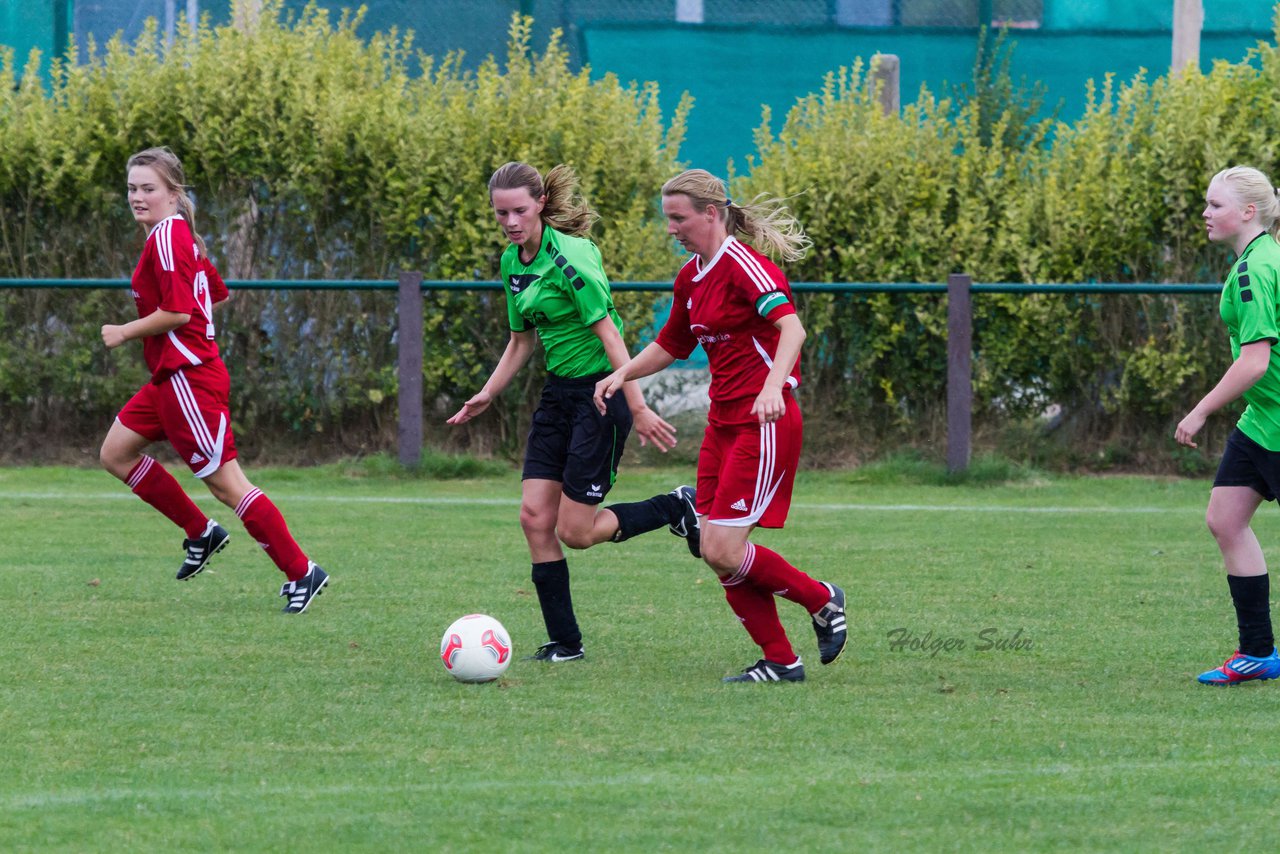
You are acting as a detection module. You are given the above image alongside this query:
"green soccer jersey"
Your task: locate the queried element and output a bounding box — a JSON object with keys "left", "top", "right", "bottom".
{"left": 1220, "top": 232, "right": 1280, "bottom": 450}
{"left": 500, "top": 226, "right": 622, "bottom": 378}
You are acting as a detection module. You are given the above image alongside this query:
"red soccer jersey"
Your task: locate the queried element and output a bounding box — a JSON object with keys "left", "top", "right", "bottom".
{"left": 129, "top": 215, "right": 228, "bottom": 383}
{"left": 655, "top": 236, "right": 800, "bottom": 416}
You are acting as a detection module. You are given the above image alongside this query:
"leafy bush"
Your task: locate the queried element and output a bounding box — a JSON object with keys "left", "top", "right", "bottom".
{"left": 0, "top": 4, "right": 687, "bottom": 459}
{"left": 5, "top": 4, "right": 1280, "bottom": 471}
{"left": 744, "top": 19, "right": 1280, "bottom": 464}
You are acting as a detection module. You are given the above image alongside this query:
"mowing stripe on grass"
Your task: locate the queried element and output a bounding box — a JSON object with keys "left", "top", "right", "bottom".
{"left": 3, "top": 491, "right": 1200, "bottom": 514}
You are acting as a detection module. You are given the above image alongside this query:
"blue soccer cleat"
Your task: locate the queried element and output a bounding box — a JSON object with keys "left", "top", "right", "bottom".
{"left": 1196, "top": 648, "right": 1280, "bottom": 685}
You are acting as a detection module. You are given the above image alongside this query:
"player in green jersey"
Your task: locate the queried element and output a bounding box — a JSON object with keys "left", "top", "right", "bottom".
{"left": 1176, "top": 166, "right": 1280, "bottom": 685}
{"left": 448, "top": 162, "right": 700, "bottom": 662}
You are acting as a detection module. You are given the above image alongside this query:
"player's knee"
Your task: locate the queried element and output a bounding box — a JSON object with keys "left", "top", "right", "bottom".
{"left": 205, "top": 481, "right": 235, "bottom": 508}
{"left": 1206, "top": 508, "right": 1244, "bottom": 543}
{"left": 700, "top": 538, "right": 739, "bottom": 574}
{"left": 98, "top": 443, "right": 129, "bottom": 479}
{"left": 519, "top": 504, "right": 555, "bottom": 539}
{"left": 556, "top": 524, "right": 595, "bottom": 551}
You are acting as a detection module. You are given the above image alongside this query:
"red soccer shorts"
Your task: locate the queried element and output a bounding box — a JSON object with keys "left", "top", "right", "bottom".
{"left": 696, "top": 397, "right": 802, "bottom": 529}
{"left": 116, "top": 360, "right": 238, "bottom": 479}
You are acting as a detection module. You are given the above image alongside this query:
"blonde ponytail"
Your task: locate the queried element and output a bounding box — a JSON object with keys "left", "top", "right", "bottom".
{"left": 661, "top": 168, "right": 811, "bottom": 262}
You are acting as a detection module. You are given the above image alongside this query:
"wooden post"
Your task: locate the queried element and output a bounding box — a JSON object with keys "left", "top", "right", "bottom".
{"left": 871, "top": 54, "right": 900, "bottom": 116}
{"left": 1172, "top": 0, "right": 1203, "bottom": 73}
{"left": 397, "top": 271, "right": 424, "bottom": 467}
{"left": 947, "top": 273, "right": 972, "bottom": 473}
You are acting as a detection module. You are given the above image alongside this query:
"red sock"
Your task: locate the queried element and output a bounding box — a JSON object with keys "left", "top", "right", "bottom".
{"left": 126, "top": 456, "right": 207, "bottom": 539}
{"left": 722, "top": 576, "right": 796, "bottom": 664}
{"left": 737, "top": 542, "right": 829, "bottom": 613}
{"left": 235, "top": 488, "right": 310, "bottom": 581}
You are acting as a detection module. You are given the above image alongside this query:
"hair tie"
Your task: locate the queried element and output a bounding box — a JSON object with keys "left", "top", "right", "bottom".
{"left": 724, "top": 197, "right": 733, "bottom": 207}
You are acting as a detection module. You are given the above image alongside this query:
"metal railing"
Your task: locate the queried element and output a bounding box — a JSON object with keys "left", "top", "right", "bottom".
{"left": 1, "top": 274, "right": 1223, "bottom": 470}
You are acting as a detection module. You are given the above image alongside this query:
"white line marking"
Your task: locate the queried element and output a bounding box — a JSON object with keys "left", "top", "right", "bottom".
{"left": 0, "top": 491, "right": 1200, "bottom": 514}
{"left": 0, "top": 755, "right": 1269, "bottom": 809}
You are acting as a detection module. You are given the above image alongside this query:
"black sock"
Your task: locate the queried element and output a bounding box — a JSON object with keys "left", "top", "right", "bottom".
{"left": 606, "top": 493, "right": 681, "bottom": 542}
{"left": 1228, "top": 574, "right": 1274, "bottom": 657}
{"left": 531, "top": 559, "right": 581, "bottom": 649}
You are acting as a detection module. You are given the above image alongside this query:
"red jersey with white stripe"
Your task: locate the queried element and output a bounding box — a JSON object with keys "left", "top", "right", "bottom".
{"left": 655, "top": 236, "right": 800, "bottom": 418}
{"left": 130, "top": 215, "right": 228, "bottom": 383}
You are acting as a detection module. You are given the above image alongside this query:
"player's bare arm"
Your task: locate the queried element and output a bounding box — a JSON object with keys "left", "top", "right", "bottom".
{"left": 447, "top": 329, "right": 537, "bottom": 424}
{"left": 1176, "top": 339, "right": 1271, "bottom": 447}
{"left": 101, "top": 309, "right": 191, "bottom": 349}
{"left": 593, "top": 341, "right": 677, "bottom": 415}
{"left": 589, "top": 316, "right": 676, "bottom": 451}
{"left": 751, "top": 314, "right": 807, "bottom": 424}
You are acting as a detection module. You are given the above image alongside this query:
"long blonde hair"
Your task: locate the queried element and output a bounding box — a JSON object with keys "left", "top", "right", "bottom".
{"left": 488, "top": 161, "right": 599, "bottom": 237}
{"left": 126, "top": 146, "right": 206, "bottom": 256}
{"left": 661, "top": 168, "right": 811, "bottom": 262}
{"left": 1213, "top": 165, "right": 1280, "bottom": 239}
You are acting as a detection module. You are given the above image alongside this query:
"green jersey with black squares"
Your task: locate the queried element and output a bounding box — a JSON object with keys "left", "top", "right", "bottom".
{"left": 500, "top": 226, "right": 622, "bottom": 378}
{"left": 1220, "top": 232, "right": 1280, "bottom": 450}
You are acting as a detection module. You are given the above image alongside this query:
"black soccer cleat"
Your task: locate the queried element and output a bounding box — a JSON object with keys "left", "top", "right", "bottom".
{"left": 279, "top": 562, "right": 329, "bottom": 614}
{"left": 668, "top": 484, "right": 701, "bottom": 558}
{"left": 177, "top": 520, "right": 230, "bottom": 580}
{"left": 523, "top": 641, "right": 585, "bottom": 663}
{"left": 811, "top": 581, "right": 848, "bottom": 665}
{"left": 723, "top": 658, "right": 806, "bottom": 683}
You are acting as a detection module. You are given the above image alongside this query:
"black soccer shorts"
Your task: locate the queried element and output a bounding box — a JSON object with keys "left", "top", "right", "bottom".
{"left": 522, "top": 371, "right": 633, "bottom": 505}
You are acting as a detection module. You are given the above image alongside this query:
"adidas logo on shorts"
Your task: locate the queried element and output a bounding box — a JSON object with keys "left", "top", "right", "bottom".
{"left": 730, "top": 498, "right": 748, "bottom": 511}
{"left": 189, "top": 452, "right": 205, "bottom": 464}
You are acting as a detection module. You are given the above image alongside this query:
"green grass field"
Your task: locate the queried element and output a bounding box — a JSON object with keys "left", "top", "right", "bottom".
{"left": 3, "top": 463, "right": 1279, "bottom": 851}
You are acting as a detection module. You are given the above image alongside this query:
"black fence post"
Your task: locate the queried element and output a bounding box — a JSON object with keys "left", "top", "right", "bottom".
{"left": 397, "top": 270, "right": 424, "bottom": 467}
{"left": 947, "top": 273, "right": 972, "bottom": 473}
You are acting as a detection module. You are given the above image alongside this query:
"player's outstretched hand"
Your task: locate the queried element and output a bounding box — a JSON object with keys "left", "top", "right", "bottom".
{"left": 1175, "top": 409, "right": 1205, "bottom": 448}
{"left": 593, "top": 371, "right": 625, "bottom": 416}
{"left": 751, "top": 386, "right": 786, "bottom": 424}
{"left": 632, "top": 406, "right": 676, "bottom": 452}
{"left": 447, "top": 390, "right": 493, "bottom": 425}
{"left": 101, "top": 324, "right": 127, "bottom": 349}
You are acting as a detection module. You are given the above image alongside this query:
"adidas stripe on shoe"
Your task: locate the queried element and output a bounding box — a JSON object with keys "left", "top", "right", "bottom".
{"left": 177, "top": 519, "right": 230, "bottom": 580}
{"left": 1197, "top": 648, "right": 1280, "bottom": 685}
{"left": 722, "top": 658, "right": 806, "bottom": 683}
{"left": 811, "top": 581, "right": 848, "bottom": 665}
{"left": 280, "top": 562, "right": 329, "bottom": 614}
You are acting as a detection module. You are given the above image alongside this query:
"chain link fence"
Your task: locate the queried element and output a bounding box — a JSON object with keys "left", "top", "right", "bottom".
{"left": 70, "top": 1, "right": 1050, "bottom": 67}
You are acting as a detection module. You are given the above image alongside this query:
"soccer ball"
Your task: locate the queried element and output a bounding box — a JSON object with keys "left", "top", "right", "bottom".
{"left": 440, "top": 614, "right": 513, "bottom": 683}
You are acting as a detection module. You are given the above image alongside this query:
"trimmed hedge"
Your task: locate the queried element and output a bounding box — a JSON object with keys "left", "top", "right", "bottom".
{"left": 3, "top": 4, "right": 1280, "bottom": 468}
{"left": 744, "top": 23, "right": 1280, "bottom": 464}
{"left": 0, "top": 5, "right": 686, "bottom": 459}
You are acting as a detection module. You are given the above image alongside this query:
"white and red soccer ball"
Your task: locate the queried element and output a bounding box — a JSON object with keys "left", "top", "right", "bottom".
{"left": 440, "top": 614, "right": 513, "bottom": 683}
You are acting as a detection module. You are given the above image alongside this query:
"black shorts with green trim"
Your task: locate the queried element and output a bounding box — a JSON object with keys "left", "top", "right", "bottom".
{"left": 522, "top": 371, "right": 632, "bottom": 505}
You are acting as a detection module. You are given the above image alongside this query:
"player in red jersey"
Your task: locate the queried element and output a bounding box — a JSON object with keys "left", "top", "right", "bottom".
{"left": 594, "top": 168, "right": 847, "bottom": 683}
{"left": 98, "top": 147, "right": 329, "bottom": 614}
